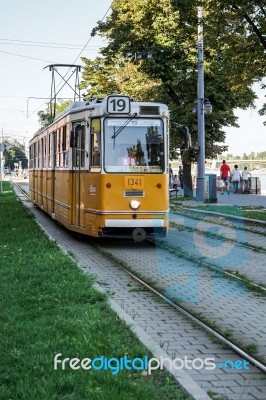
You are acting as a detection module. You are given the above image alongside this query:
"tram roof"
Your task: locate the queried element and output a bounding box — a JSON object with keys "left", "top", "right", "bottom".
{"left": 53, "top": 97, "right": 169, "bottom": 121}
{"left": 31, "top": 96, "right": 169, "bottom": 140}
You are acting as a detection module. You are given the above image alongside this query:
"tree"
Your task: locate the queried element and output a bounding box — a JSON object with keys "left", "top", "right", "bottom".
{"left": 249, "top": 151, "right": 256, "bottom": 160}
{"left": 81, "top": 0, "right": 265, "bottom": 195}
{"left": 4, "top": 146, "right": 28, "bottom": 170}
{"left": 257, "top": 151, "right": 266, "bottom": 159}
{"left": 37, "top": 108, "right": 53, "bottom": 128}
{"left": 205, "top": 1, "right": 266, "bottom": 118}
{"left": 80, "top": 56, "right": 162, "bottom": 101}
{"left": 38, "top": 100, "right": 73, "bottom": 128}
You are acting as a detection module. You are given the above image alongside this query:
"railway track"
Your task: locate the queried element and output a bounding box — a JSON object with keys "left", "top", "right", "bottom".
{"left": 15, "top": 180, "right": 266, "bottom": 357}
{"left": 14, "top": 181, "right": 266, "bottom": 399}
{"left": 155, "top": 228, "right": 266, "bottom": 294}
{"left": 88, "top": 239, "right": 266, "bottom": 374}
{"left": 164, "top": 209, "right": 266, "bottom": 290}
{"left": 175, "top": 206, "right": 266, "bottom": 237}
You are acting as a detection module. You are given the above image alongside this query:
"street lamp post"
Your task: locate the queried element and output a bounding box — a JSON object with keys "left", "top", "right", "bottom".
{"left": 196, "top": 6, "right": 205, "bottom": 202}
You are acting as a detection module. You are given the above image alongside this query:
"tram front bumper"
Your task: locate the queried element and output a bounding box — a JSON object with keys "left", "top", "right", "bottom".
{"left": 105, "top": 219, "right": 164, "bottom": 228}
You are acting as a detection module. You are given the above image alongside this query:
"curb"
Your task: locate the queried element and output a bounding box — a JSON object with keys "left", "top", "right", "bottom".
{"left": 182, "top": 207, "right": 266, "bottom": 227}
{"left": 110, "top": 298, "right": 212, "bottom": 400}
{"left": 13, "top": 184, "right": 212, "bottom": 400}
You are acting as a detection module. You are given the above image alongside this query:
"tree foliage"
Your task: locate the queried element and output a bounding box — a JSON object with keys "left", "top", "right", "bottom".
{"left": 37, "top": 100, "right": 73, "bottom": 128}
{"left": 84, "top": 0, "right": 265, "bottom": 143}
{"left": 80, "top": 0, "right": 266, "bottom": 193}
{"left": 4, "top": 146, "right": 28, "bottom": 170}
{"left": 205, "top": 1, "right": 266, "bottom": 116}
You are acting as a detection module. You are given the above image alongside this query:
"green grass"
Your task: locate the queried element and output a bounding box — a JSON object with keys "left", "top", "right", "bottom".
{"left": 193, "top": 205, "right": 266, "bottom": 221}
{"left": 169, "top": 197, "right": 193, "bottom": 208}
{"left": 0, "top": 182, "right": 191, "bottom": 400}
{"left": 170, "top": 198, "right": 266, "bottom": 222}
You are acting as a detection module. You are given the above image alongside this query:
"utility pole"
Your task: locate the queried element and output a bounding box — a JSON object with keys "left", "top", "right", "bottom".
{"left": 196, "top": 6, "right": 205, "bottom": 202}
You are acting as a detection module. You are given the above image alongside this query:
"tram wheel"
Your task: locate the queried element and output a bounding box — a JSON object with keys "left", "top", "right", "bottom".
{"left": 132, "top": 228, "right": 146, "bottom": 242}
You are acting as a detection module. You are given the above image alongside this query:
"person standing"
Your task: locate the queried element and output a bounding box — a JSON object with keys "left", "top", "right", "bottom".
{"left": 173, "top": 174, "right": 178, "bottom": 189}
{"left": 231, "top": 165, "right": 241, "bottom": 193}
{"left": 241, "top": 167, "right": 251, "bottom": 193}
{"left": 169, "top": 163, "right": 173, "bottom": 187}
{"left": 220, "top": 160, "right": 230, "bottom": 194}
{"left": 178, "top": 166, "right": 183, "bottom": 189}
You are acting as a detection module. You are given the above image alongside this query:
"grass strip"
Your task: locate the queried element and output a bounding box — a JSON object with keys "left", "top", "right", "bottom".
{"left": 0, "top": 182, "right": 191, "bottom": 400}
{"left": 170, "top": 200, "right": 266, "bottom": 222}
{"left": 195, "top": 205, "right": 266, "bottom": 222}
{"left": 170, "top": 203, "right": 266, "bottom": 239}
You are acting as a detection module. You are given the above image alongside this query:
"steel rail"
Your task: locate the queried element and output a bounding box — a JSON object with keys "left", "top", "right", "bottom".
{"left": 16, "top": 180, "right": 266, "bottom": 293}
{"left": 14, "top": 181, "right": 266, "bottom": 373}
{"left": 156, "top": 236, "right": 266, "bottom": 294}
{"left": 98, "top": 248, "right": 266, "bottom": 374}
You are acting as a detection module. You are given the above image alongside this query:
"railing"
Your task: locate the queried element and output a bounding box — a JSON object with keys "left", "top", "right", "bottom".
{"left": 216, "top": 177, "right": 261, "bottom": 195}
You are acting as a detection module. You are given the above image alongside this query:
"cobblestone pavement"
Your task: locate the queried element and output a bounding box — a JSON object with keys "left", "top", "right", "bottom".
{"left": 167, "top": 212, "right": 266, "bottom": 287}
{"left": 14, "top": 188, "right": 266, "bottom": 400}
{"left": 96, "top": 237, "right": 266, "bottom": 361}
{"left": 178, "top": 192, "right": 266, "bottom": 208}
{"left": 180, "top": 210, "right": 266, "bottom": 235}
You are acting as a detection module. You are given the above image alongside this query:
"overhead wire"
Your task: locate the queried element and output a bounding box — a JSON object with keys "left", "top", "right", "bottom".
{"left": 0, "top": 49, "right": 54, "bottom": 63}
{"left": 0, "top": 6, "right": 112, "bottom": 132}
{"left": 27, "top": 4, "right": 112, "bottom": 120}
{"left": 0, "top": 39, "right": 101, "bottom": 50}
{"left": 71, "top": 5, "right": 111, "bottom": 66}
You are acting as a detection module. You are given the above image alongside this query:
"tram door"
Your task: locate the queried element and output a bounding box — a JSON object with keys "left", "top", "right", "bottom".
{"left": 46, "top": 132, "right": 55, "bottom": 216}
{"left": 71, "top": 124, "right": 85, "bottom": 227}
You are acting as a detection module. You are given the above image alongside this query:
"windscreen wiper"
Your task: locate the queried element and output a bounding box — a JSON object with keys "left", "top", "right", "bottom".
{"left": 111, "top": 113, "right": 137, "bottom": 140}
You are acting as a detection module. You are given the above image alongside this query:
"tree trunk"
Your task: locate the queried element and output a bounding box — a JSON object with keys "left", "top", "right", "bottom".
{"left": 232, "top": 5, "right": 266, "bottom": 50}
{"left": 183, "top": 163, "right": 193, "bottom": 198}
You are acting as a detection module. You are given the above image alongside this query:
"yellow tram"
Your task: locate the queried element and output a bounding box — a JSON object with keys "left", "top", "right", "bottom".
{"left": 29, "top": 94, "right": 169, "bottom": 241}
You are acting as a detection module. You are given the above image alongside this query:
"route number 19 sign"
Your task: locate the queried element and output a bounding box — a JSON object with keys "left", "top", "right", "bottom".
{"left": 107, "top": 95, "right": 131, "bottom": 114}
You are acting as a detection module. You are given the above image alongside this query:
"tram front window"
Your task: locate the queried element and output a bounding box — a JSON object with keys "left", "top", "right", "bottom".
{"left": 104, "top": 118, "right": 164, "bottom": 173}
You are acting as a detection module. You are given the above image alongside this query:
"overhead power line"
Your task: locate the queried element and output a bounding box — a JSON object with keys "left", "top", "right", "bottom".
{"left": 0, "top": 49, "right": 54, "bottom": 63}
{"left": 0, "top": 37, "right": 101, "bottom": 46}
{"left": 0, "top": 39, "right": 101, "bottom": 50}
{"left": 30, "top": 5, "right": 112, "bottom": 119}
{"left": 71, "top": 5, "right": 112, "bottom": 65}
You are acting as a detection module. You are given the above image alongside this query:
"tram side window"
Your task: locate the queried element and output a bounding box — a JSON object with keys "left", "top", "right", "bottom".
{"left": 59, "top": 127, "right": 63, "bottom": 167}
{"left": 29, "top": 145, "right": 34, "bottom": 168}
{"left": 74, "top": 125, "right": 85, "bottom": 168}
{"left": 33, "top": 143, "right": 37, "bottom": 168}
{"left": 56, "top": 129, "right": 60, "bottom": 167}
{"left": 42, "top": 137, "right": 46, "bottom": 168}
{"left": 62, "top": 125, "right": 69, "bottom": 167}
{"left": 37, "top": 141, "right": 41, "bottom": 168}
{"left": 90, "top": 119, "right": 101, "bottom": 167}
{"left": 48, "top": 133, "right": 53, "bottom": 168}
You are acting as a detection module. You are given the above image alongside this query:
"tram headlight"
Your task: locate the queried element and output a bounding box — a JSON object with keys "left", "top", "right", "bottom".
{"left": 130, "top": 200, "right": 140, "bottom": 210}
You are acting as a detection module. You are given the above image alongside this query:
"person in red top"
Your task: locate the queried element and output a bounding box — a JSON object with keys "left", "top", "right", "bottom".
{"left": 220, "top": 160, "right": 231, "bottom": 194}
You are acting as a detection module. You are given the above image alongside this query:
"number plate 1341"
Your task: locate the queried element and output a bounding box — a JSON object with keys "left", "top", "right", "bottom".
{"left": 124, "top": 176, "right": 144, "bottom": 189}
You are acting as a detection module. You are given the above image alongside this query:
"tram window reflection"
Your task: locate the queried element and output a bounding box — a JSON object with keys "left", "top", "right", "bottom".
{"left": 91, "top": 118, "right": 101, "bottom": 167}
{"left": 104, "top": 118, "right": 164, "bottom": 173}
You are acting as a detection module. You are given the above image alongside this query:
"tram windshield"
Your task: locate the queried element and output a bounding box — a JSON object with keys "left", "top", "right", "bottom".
{"left": 104, "top": 118, "right": 164, "bottom": 173}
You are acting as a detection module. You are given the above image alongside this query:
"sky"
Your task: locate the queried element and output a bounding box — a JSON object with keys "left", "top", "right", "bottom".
{"left": 0, "top": 0, "right": 112, "bottom": 143}
{"left": 223, "top": 83, "right": 266, "bottom": 156}
{"left": 0, "top": 0, "right": 265, "bottom": 157}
